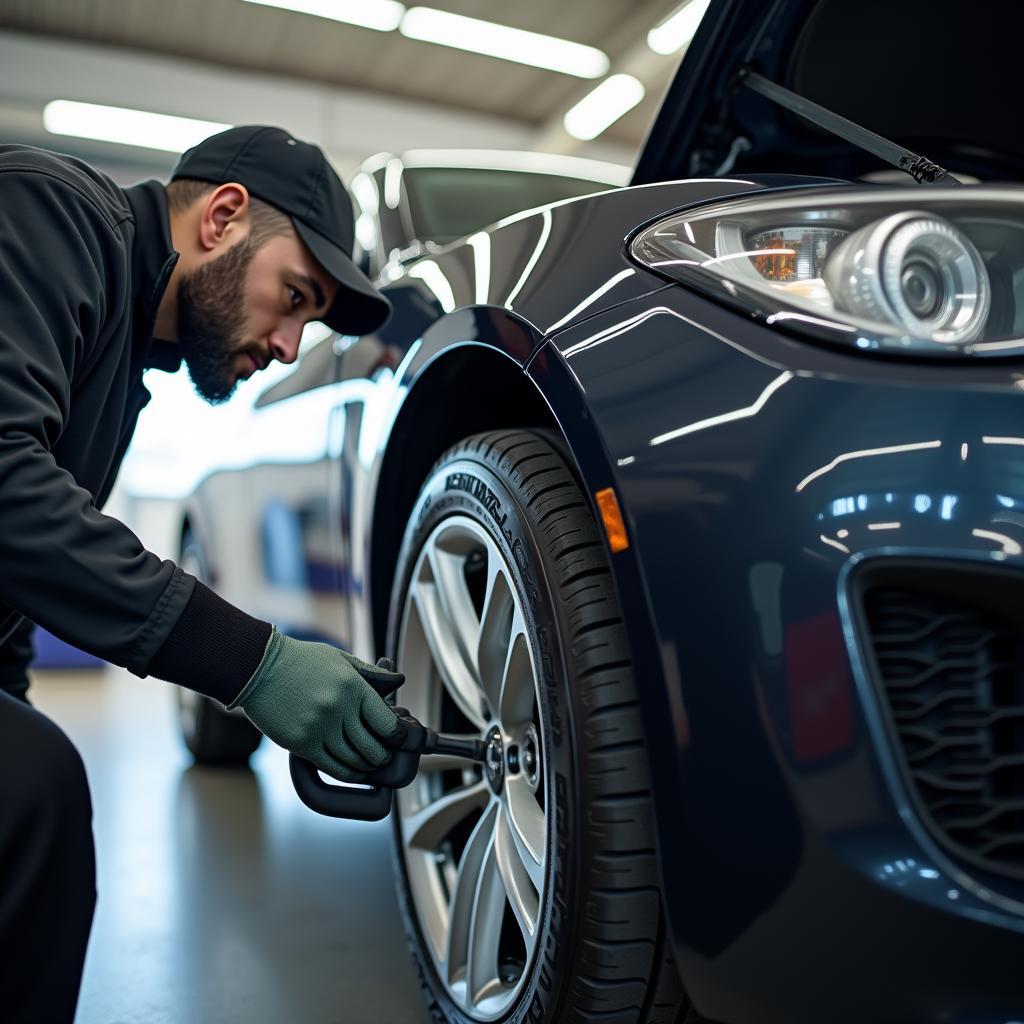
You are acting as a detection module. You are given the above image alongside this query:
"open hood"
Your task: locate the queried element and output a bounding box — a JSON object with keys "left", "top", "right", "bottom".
{"left": 633, "top": 0, "right": 1024, "bottom": 187}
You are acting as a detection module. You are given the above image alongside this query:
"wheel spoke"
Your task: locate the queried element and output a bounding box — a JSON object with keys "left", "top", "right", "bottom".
{"left": 477, "top": 557, "right": 514, "bottom": 713}
{"left": 494, "top": 805, "right": 540, "bottom": 940}
{"left": 444, "top": 803, "right": 497, "bottom": 991}
{"left": 498, "top": 617, "right": 534, "bottom": 728}
{"left": 402, "top": 780, "right": 489, "bottom": 852}
{"left": 426, "top": 542, "right": 485, "bottom": 678}
{"left": 412, "top": 578, "right": 487, "bottom": 731}
{"left": 504, "top": 777, "right": 545, "bottom": 890}
{"left": 466, "top": 824, "right": 506, "bottom": 1007}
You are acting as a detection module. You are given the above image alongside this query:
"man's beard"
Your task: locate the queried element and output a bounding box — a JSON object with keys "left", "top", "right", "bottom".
{"left": 176, "top": 238, "right": 255, "bottom": 405}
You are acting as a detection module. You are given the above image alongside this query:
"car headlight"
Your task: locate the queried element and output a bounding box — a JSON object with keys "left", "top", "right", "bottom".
{"left": 629, "top": 187, "right": 1024, "bottom": 357}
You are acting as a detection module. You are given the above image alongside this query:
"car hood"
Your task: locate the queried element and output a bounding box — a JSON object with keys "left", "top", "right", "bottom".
{"left": 633, "top": 0, "right": 1023, "bottom": 186}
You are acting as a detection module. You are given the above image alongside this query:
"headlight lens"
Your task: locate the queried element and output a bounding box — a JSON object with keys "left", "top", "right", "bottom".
{"left": 823, "top": 212, "right": 990, "bottom": 344}
{"left": 630, "top": 187, "right": 1024, "bottom": 357}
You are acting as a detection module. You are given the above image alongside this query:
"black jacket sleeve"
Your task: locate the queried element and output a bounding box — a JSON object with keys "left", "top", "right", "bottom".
{"left": 0, "top": 168, "right": 268, "bottom": 703}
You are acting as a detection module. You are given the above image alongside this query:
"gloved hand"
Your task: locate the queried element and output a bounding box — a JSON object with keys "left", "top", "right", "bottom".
{"left": 228, "top": 627, "right": 406, "bottom": 782}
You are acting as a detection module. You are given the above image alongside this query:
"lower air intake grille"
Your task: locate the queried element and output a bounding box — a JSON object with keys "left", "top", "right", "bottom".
{"left": 863, "top": 578, "right": 1024, "bottom": 883}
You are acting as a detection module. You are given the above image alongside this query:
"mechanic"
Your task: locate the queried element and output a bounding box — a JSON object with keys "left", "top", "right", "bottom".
{"left": 0, "top": 125, "right": 407, "bottom": 1022}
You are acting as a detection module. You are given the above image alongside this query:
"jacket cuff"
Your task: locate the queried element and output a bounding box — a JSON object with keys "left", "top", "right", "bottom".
{"left": 147, "top": 581, "right": 273, "bottom": 705}
{"left": 225, "top": 626, "right": 281, "bottom": 710}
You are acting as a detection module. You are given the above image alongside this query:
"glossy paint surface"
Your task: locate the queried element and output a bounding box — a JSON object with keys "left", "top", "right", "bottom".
{"left": 189, "top": 178, "right": 780, "bottom": 642}
{"left": 537, "top": 285, "right": 1024, "bottom": 1022}
{"left": 391, "top": 176, "right": 766, "bottom": 333}
{"left": 185, "top": 175, "right": 1024, "bottom": 1022}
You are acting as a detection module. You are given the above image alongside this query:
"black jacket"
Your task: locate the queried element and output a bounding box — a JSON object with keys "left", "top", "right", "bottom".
{"left": 0, "top": 144, "right": 270, "bottom": 703}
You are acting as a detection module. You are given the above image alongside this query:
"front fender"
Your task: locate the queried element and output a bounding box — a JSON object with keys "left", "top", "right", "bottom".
{"left": 364, "top": 307, "right": 548, "bottom": 657}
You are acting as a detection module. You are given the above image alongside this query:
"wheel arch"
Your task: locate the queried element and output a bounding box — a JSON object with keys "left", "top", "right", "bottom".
{"left": 369, "top": 338, "right": 560, "bottom": 654}
{"left": 368, "top": 326, "right": 691, "bottom": 982}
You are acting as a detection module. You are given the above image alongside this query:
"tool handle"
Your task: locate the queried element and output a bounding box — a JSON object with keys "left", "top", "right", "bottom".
{"left": 287, "top": 703, "right": 426, "bottom": 820}
{"left": 287, "top": 646, "right": 487, "bottom": 821}
{"left": 364, "top": 655, "right": 404, "bottom": 699}
{"left": 287, "top": 740, "right": 421, "bottom": 819}
{"left": 288, "top": 754, "right": 394, "bottom": 821}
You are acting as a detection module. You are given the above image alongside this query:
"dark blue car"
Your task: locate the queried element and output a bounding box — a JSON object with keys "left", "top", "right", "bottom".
{"left": 178, "top": 0, "right": 1024, "bottom": 1020}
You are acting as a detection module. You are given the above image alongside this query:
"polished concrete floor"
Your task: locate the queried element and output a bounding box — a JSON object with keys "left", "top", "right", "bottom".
{"left": 30, "top": 666, "right": 429, "bottom": 1024}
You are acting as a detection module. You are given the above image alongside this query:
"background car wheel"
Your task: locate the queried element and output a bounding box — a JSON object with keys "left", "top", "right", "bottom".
{"left": 175, "top": 530, "right": 263, "bottom": 766}
{"left": 387, "top": 430, "right": 691, "bottom": 1023}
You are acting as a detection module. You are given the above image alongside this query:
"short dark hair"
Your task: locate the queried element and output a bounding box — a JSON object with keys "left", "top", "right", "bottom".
{"left": 164, "top": 177, "right": 293, "bottom": 247}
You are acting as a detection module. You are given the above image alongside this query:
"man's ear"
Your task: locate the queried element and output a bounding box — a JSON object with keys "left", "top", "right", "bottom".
{"left": 198, "top": 183, "right": 250, "bottom": 252}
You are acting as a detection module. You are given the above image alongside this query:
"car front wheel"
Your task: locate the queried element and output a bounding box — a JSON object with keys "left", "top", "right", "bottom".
{"left": 387, "top": 430, "right": 690, "bottom": 1023}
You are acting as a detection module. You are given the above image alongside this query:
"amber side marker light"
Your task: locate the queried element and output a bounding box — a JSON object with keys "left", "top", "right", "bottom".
{"left": 595, "top": 487, "right": 629, "bottom": 552}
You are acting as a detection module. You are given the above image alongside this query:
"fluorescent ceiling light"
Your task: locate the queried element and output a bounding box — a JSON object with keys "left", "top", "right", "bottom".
{"left": 241, "top": 0, "right": 404, "bottom": 32}
{"left": 44, "top": 100, "right": 230, "bottom": 154}
{"left": 350, "top": 172, "right": 379, "bottom": 214}
{"left": 563, "top": 74, "right": 645, "bottom": 141}
{"left": 407, "top": 260, "right": 456, "bottom": 312}
{"left": 384, "top": 157, "right": 403, "bottom": 209}
{"left": 647, "top": 0, "right": 711, "bottom": 55}
{"left": 400, "top": 8, "right": 609, "bottom": 78}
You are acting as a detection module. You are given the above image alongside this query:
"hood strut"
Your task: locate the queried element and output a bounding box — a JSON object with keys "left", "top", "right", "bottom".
{"left": 741, "top": 69, "right": 960, "bottom": 186}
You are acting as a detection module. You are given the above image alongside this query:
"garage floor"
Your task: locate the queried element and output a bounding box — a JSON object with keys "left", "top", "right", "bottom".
{"left": 30, "top": 666, "right": 429, "bottom": 1024}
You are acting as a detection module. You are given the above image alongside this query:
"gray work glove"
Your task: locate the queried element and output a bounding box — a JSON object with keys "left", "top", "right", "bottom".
{"left": 228, "top": 627, "right": 405, "bottom": 782}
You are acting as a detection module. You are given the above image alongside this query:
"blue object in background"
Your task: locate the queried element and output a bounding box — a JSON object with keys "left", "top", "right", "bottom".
{"left": 32, "top": 627, "right": 104, "bottom": 670}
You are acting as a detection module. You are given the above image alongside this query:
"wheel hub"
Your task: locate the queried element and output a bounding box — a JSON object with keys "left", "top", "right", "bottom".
{"left": 484, "top": 727, "right": 505, "bottom": 794}
{"left": 521, "top": 724, "right": 541, "bottom": 793}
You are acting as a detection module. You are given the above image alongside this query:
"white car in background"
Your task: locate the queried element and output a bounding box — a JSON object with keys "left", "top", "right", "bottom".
{"left": 173, "top": 148, "right": 629, "bottom": 762}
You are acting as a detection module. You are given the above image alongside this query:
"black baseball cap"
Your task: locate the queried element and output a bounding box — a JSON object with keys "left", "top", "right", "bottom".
{"left": 171, "top": 125, "right": 391, "bottom": 335}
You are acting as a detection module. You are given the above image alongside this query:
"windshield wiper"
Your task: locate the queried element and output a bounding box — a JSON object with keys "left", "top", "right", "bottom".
{"left": 741, "top": 69, "right": 961, "bottom": 186}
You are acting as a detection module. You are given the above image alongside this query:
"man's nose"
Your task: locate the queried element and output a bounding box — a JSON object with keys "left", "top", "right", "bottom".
{"left": 267, "top": 324, "right": 302, "bottom": 365}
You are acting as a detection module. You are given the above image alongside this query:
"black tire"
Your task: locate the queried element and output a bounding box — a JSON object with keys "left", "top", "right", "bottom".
{"left": 386, "top": 430, "right": 691, "bottom": 1024}
{"left": 176, "top": 687, "right": 263, "bottom": 766}
{"left": 175, "top": 531, "right": 263, "bottom": 767}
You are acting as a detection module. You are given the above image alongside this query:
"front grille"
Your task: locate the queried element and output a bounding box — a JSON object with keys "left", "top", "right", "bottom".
{"left": 864, "top": 581, "right": 1024, "bottom": 883}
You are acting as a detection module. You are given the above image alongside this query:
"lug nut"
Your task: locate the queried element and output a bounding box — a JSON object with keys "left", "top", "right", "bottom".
{"left": 506, "top": 744, "right": 520, "bottom": 774}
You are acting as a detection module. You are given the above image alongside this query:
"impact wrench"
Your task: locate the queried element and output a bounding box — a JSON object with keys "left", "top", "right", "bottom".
{"left": 289, "top": 657, "right": 487, "bottom": 820}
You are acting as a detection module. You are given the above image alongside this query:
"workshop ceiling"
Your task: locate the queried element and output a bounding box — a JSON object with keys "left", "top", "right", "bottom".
{"left": 0, "top": 0, "right": 684, "bottom": 148}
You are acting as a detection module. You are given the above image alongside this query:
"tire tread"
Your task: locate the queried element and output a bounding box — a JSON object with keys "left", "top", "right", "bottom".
{"left": 478, "top": 430, "right": 688, "bottom": 1024}
{"left": 394, "top": 429, "right": 692, "bottom": 1024}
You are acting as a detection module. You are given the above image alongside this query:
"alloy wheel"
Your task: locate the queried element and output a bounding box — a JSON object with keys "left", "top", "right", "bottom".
{"left": 396, "top": 515, "right": 547, "bottom": 1021}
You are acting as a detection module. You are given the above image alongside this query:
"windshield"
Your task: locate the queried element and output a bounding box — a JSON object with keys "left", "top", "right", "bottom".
{"left": 403, "top": 167, "right": 615, "bottom": 244}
